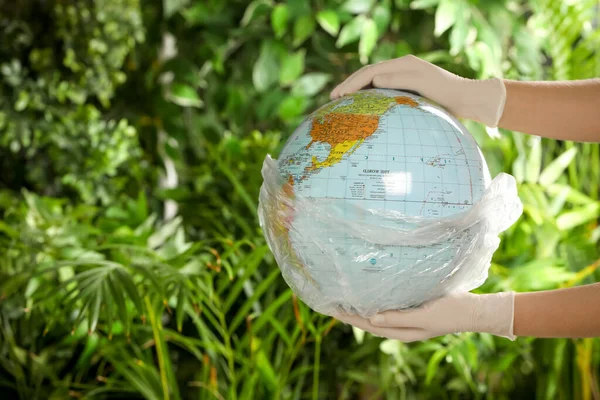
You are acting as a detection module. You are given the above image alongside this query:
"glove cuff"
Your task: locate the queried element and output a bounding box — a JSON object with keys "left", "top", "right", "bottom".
{"left": 476, "top": 291, "right": 516, "bottom": 340}
{"left": 458, "top": 78, "right": 507, "bottom": 128}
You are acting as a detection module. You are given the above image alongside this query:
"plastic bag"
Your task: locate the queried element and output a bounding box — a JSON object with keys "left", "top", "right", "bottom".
{"left": 258, "top": 155, "right": 523, "bottom": 318}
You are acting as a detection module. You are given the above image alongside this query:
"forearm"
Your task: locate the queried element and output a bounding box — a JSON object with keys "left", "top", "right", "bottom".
{"left": 514, "top": 282, "right": 600, "bottom": 338}
{"left": 499, "top": 79, "right": 600, "bottom": 142}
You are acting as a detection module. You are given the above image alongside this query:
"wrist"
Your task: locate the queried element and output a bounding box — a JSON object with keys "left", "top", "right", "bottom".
{"left": 470, "top": 292, "right": 516, "bottom": 340}
{"left": 457, "top": 78, "right": 507, "bottom": 127}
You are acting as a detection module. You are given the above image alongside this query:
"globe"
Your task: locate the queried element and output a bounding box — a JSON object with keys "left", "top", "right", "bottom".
{"left": 259, "top": 88, "right": 497, "bottom": 317}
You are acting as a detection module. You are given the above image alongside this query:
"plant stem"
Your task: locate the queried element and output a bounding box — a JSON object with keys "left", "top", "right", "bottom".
{"left": 219, "top": 311, "right": 237, "bottom": 400}
{"left": 145, "top": 296, "right": 170, "bottom": 400}
{"left": 275, "top": 330, "right": 305, "bottom": 399}
{"left": 313, "top": 335, "right": 321, "bottom": 400}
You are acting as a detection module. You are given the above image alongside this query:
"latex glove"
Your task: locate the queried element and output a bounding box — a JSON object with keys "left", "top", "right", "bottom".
{"left": 334, "top": 292, "right": 516, "bottom": 343}
{"left": 330, "top": 55, "right": 507, "bottom": 127}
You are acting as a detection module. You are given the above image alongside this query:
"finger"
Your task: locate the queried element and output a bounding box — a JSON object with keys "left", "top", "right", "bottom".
{"left": 335, "top": 314, "right": 428, "bottom": 342}
{"left": 334, "top": 57, "right": 421, "bottom": 99}
{"left": 335, "top": 313, "right": 396, "bottom": 334}
{"left": 372, "top": 73, "right": 424, "bottom": 96}
{"left": 330, "top": 55, "right": 429, "bottom": 99}
{"left": 386, "top": 329, "right": 432, "bottom": 343}
{"left": 369, "top": 308, "right": 429, "bottom": 328}
{"left": 331, "top": 66, "right": 389, "bottom": 99}
{"left": 330, "top": 60, "right": 400, "bottom": 99}
{"left": 330, "top": 64, "right": 373, "bottom": 99}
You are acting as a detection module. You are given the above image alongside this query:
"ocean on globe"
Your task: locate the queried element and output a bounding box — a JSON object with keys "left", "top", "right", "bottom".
{"left": 261, "top": 88, "right": 496, "bottom": 317}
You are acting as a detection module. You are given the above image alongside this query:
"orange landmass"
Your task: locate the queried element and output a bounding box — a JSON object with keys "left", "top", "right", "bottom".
{"left": 395, "top": 96, "right": 418, "bottom": 108}
{"left": 301, "top": 96, "right": 418, "bottom": 178}
{"left": 306, "top": 113, "right": 380, "bottom": 150}
{"left": 302, "top": 113, "right": 381, "bottom": 176}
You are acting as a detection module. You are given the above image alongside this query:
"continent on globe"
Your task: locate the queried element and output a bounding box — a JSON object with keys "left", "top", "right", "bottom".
{"left": 302, "top": 92, "right": 419, "bottom": 180}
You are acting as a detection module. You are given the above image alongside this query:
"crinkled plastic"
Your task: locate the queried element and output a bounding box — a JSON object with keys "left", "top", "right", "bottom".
{"left": 258, "top": 155, "right": 523, "bottom": 318}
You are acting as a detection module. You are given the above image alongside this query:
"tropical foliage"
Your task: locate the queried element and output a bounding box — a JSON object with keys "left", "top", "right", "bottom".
{"left": 0, "top": 0, "right": 599, "bottom": 399}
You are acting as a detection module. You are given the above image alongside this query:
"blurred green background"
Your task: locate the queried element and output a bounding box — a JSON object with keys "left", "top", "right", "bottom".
{"left": 1, "top": 0, "right": 599, "bottom": 399}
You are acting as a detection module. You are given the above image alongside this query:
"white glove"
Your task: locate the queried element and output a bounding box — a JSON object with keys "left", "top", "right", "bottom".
{"left": 334, "top": 292, "right": 516, "bottom": 342}
{"left": 330, "top": 55, "right": 507, "bottom": 128}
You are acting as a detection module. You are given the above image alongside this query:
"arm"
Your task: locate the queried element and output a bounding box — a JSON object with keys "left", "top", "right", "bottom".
{"left": 500, "top": 79, "right": 600, "bottom": 142}
{"left": 515, "top": 282, "right": 600, "bottom": 338}
{"left": 334, "top": 283, "right": 600, "bottom": 342}
{"left": 330, "top": 56, "right": 600, "bottom": 143}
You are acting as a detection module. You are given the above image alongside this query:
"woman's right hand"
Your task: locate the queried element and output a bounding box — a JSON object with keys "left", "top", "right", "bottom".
{"left": 330, "top": 55, "right": 507, "bottom": 128}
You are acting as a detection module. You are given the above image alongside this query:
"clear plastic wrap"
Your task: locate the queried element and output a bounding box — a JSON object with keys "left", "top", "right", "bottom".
{"left": 258, "top": 155, "right": 523, "bottom": 318}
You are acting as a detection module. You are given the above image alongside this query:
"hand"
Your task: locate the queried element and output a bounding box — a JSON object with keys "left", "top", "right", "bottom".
{"left": 329, "top": 55, "right": 507, "bottom": 128}
{"left": 334, "top": 292, "right": 515, "bottom": 342}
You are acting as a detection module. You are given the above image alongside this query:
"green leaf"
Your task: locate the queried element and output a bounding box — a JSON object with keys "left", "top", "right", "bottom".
{"left": 107, "top": 273, "right": 131, "bottom": 337}
{"left": 223, "top": 246, "right": 269, "bottom": 312}
{"left": 352, "top": 326, "right": 365, "bottom": 344}
{"left": 434, "top": 0, "right": 458, "bottom": 37}
{"left": 277, "top": 95, "right": 308, "bottom": 120}
{"left": 251, "top": 289, "right": 293, "bottom": 333}
{"left": 410, "top": 0, "right": 440, "bottom": 9}
{"left": 548, "top": 185, "right": 570, "bottom": 217}
{"left": 316, "top": 10, "right": 340, "bottom": 36}
{"left": 241, "top": 0, "right": 271, "bottom": 27}
{"left": 371, "top": 41, "right": 395, "bottom": 63}
{"left": 88, "top": 291, "right": 102, "bottom": 333}
{"left": 145, "top": 296, "right": 182, "bottom": 400}
{"left": 211, "top": 146, "right": 259, "bottom": 217}
{"left": 448, "top": 345, "right": 474, "bottom": 389}
{"left": 525, "top": 136, "right": 542, "bottom": 183}
{"left": 14, "top": 91, "right": 29, "bottom": 111}
{"left": 271, "top": 4, "right": 289, "bottom": 38}
{"left": 449, "top": 2, "right": 470, "bottom": 55}
{"left": 426, "top": 349, "right": 447, "bottom": 384}
{"left": 539, "top": 147, "right": 578, "bottom": 186}
{"left": 262, "top": 315, "right": 293, "bottom": 347}
{"left": 592, "top": 225, "right": 600, "bottom": 243}
{"left": 395, "top": 41, "right": 413, "bottom": 58}
{"left": 253, "top": 41, "right": 280, "bottom": 92}
{"left": 76, "top": 333, "right": 100, "bottom": 371}
{"left": 114, "top": 268, "right": 145, "bottom": 316}
{"left": 379, "top": 339, "right": 401, "bottom": 355}
{"left": 359, "top": 18, "right": 378, "bottom": 63}
{"left": 545, "top": 184, "right": 595, "bottom": 205}
{"left": 148, "top": 217, "right": 182, "bottom": 249}
{"left": 556, "top": 203, "right": 600, "bottom": 230}
{"left": 229, "top": 268, "right": 281, "bottom": 333}
{"left": 293, "top": 15, "right": 316, "bottom": 47}
{"left": 181, "top": 3, "right": 211, "bottom": 25}
{"left": 372, "top": 5, "right": 391, "bottom": 36}
{"left": 279, "top": 49, "right": 306, "bottom": 86}
{"left": 512, "top": 25, "right": 543, "bottom": 79}
{"left": 163, "top": 0, "right": 190, "bottom": 18}
{"left": 291, "top": 73, "right": 331, "bottom": 96}
{"left": 102, "top": 283, "right": 114, "bottom": 337}
{"left": 508, "top": 260, "right": 575, "bottom": 291}
{"left": 512, "top": 134, "right": 526, "bottom": 183}
{"left": 0, "top": 220, "right": 18, "bottom": 237}
{"left": 342, "top": 0, "right": 374, "bottom": 14}
{"left": 167, "top": 84, "right": 202, "bottom": 108}
{"left": 336, "top": 15, "right": 365, "bottom": 48}
{"left": 250, "top": 337, "right": 278, "bottom": 391}
{"left": 108, "top": 354, "right": 164, "bottom": 400}
{"left": 494, "top": 352, "right": 519, "bottom": 372}
{"left": 175, "top": 285, "right": 185, "bottom": 332}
